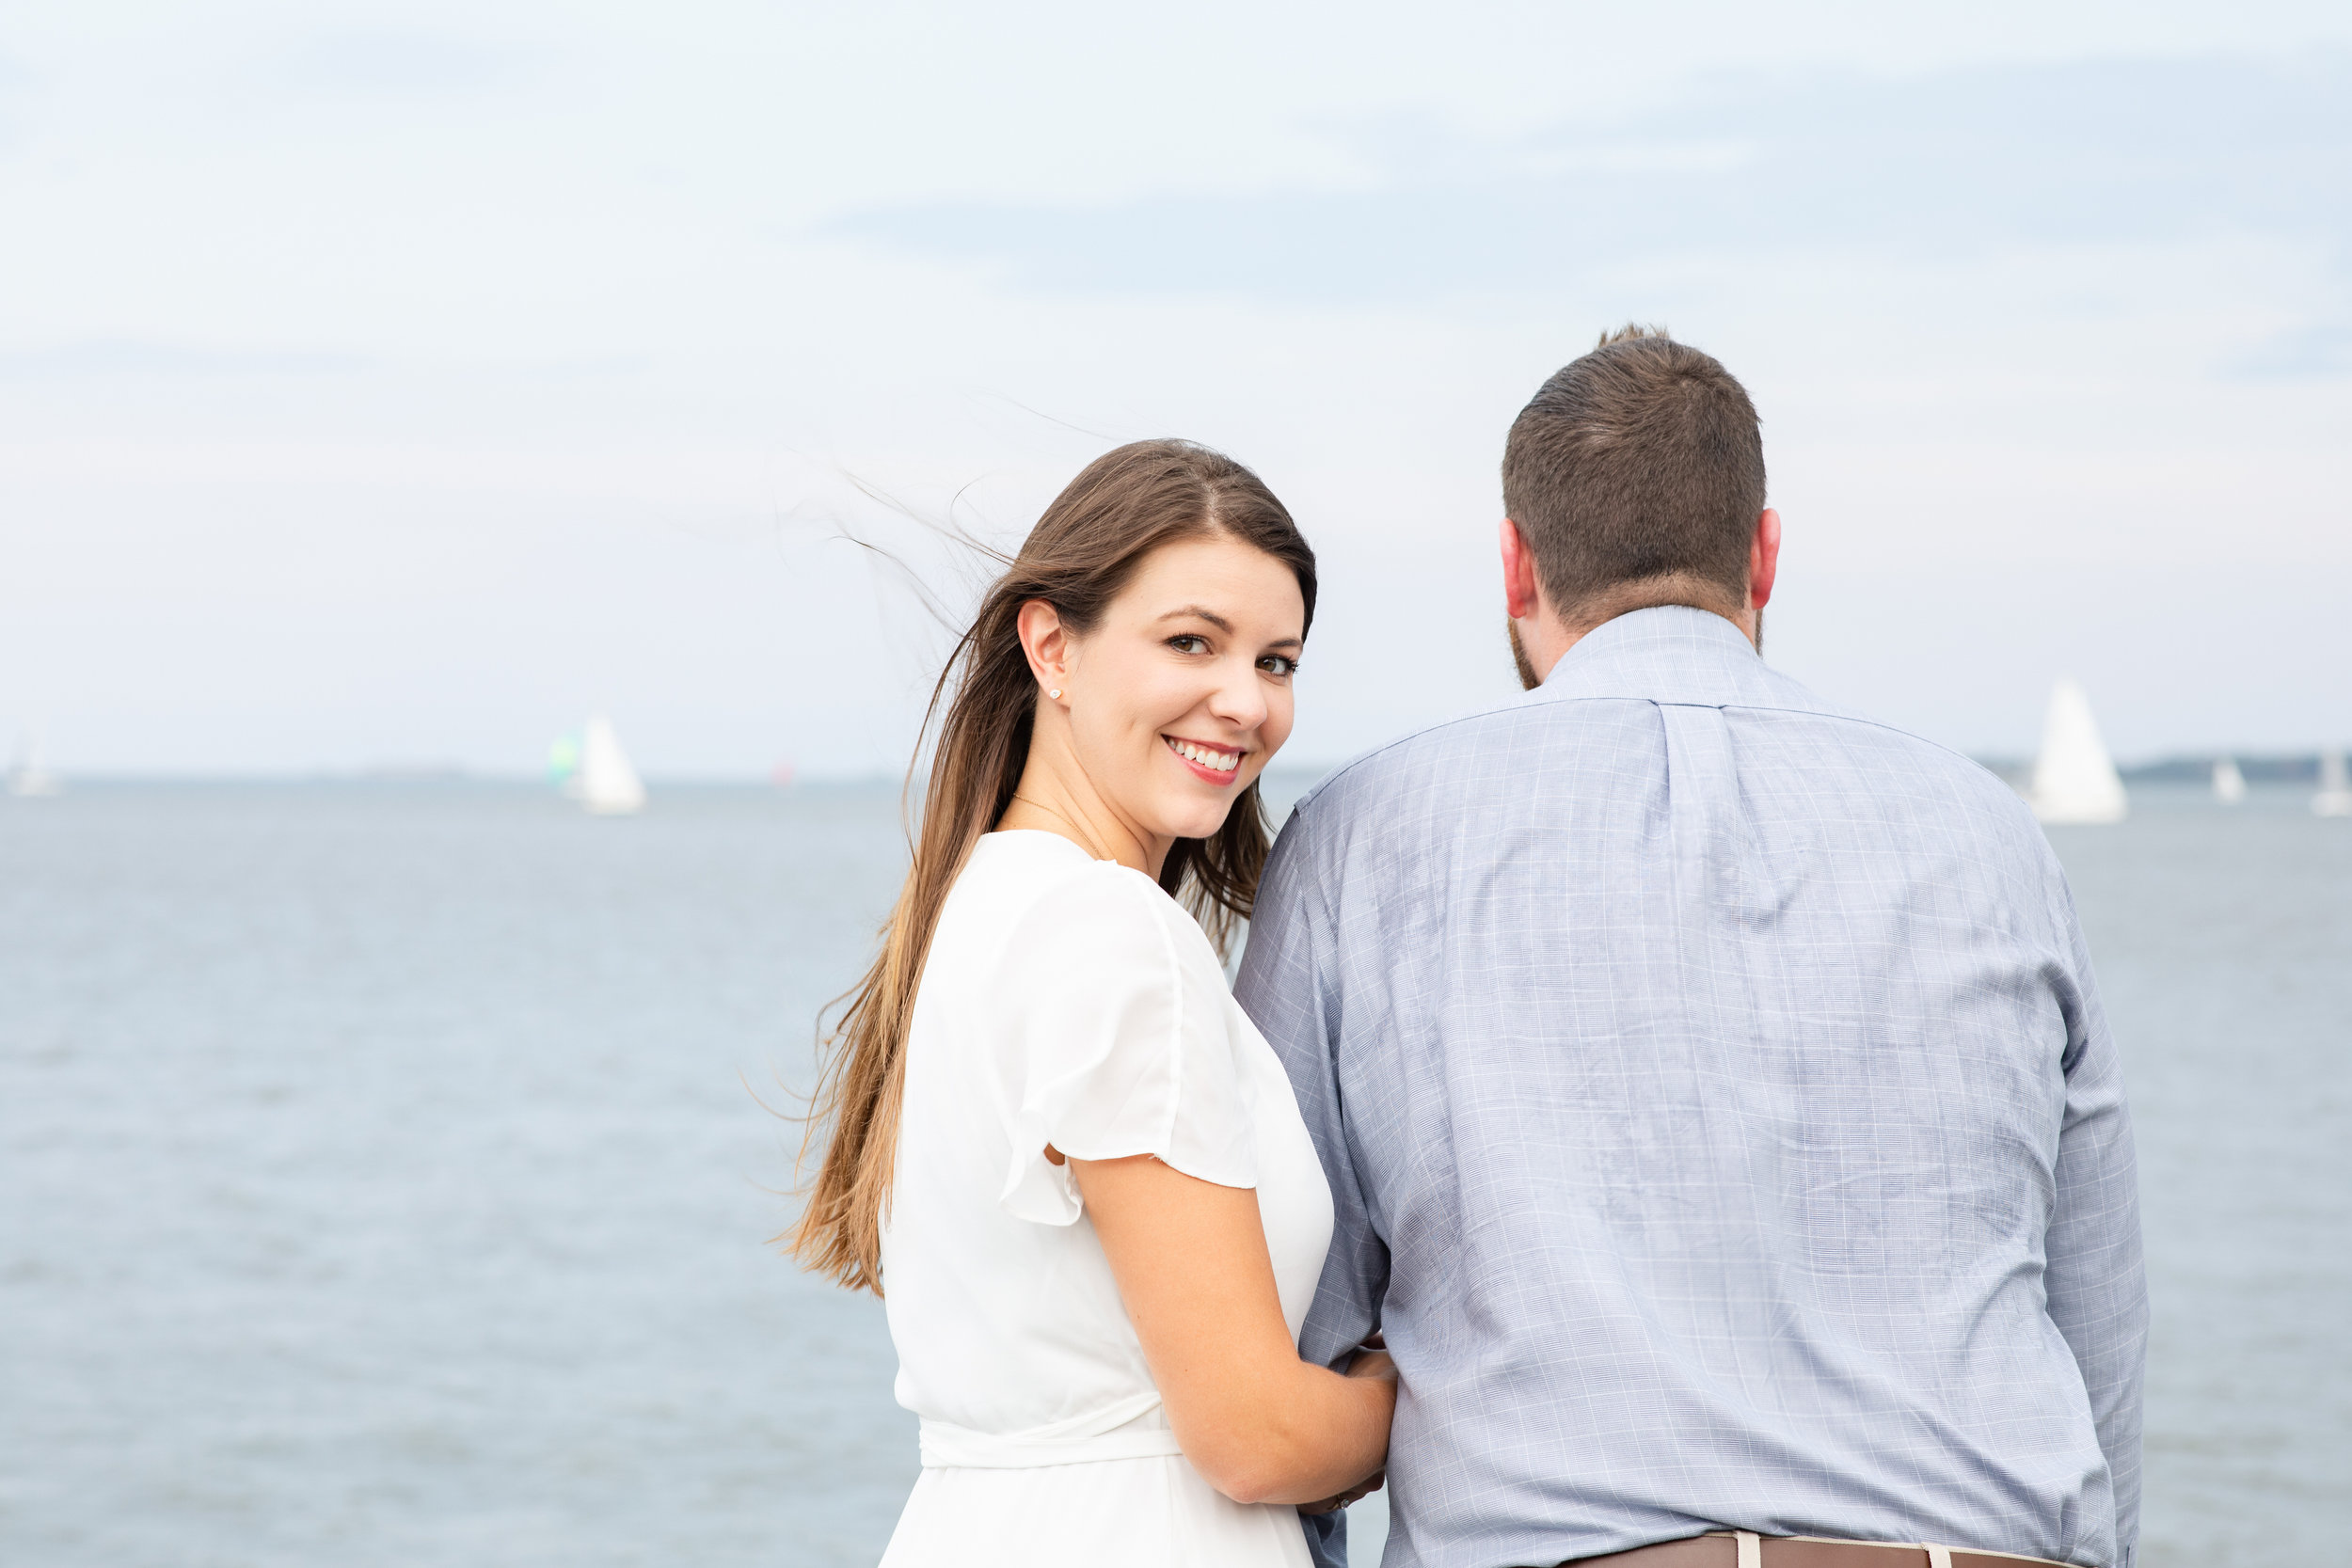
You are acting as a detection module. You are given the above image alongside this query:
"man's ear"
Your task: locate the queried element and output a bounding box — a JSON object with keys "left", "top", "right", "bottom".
{"left": 1748, "top": 508, "right": 1782, "bottom": 610}
{"left": 1500, "top": 519, "right": 1544, "bottom": 621}
{"left": 1016, "top": 599, "right": 1070, "bottom": 689}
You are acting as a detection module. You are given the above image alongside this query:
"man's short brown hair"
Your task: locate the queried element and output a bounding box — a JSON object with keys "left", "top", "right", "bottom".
{"left": 1502, "top": 325, "right": 1766, "bottom": 627}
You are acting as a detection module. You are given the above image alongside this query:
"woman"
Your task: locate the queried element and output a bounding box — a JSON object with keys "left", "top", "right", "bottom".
{"left": 791, "top": 440, "right": 1393, "bottom": 1564}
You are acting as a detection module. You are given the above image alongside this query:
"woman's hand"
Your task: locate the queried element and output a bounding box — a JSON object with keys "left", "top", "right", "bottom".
{"left": 1297, "top": 1468, "right": 1384, "bottom": 1515}
{"left": 1300, "top": 1343, "right": 1396, "bottom": 1513}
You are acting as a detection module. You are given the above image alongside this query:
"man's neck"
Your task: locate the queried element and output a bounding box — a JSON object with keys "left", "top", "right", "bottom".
{"left": 1518, "top": 594, "right": 1757, "bottom": 688}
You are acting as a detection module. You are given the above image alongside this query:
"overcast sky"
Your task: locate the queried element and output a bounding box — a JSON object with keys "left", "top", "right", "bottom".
{"left": 4, "top": 1, "right": 2348, "bottom": 777}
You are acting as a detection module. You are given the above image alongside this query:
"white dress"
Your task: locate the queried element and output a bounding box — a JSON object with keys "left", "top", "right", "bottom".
{"left": 876, "top": 831, "right": 1336, "bottom": 1566}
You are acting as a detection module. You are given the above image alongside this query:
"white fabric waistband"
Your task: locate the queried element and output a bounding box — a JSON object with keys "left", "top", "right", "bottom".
{"left": 918, "top": 1391, "right": 1188, "bottom": 1469}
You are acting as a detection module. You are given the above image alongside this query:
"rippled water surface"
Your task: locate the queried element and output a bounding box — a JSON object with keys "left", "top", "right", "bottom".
{"left": 2, "top": 781, "right": 2344, "bottom": 1566}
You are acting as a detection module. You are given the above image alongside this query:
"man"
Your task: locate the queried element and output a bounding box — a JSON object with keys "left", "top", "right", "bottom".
{"left": 1235, "top": 328, "right": 2146, "bottom": 1568}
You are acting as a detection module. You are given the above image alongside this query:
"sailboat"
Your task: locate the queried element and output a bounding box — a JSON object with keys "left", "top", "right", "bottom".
{"left": 2314, "top": 750, "right": 2352, "bottom": 818}
{"left": 2212, "top": 756, "right": 2248, "bottom": 805}
{"left": 8, "top": 732, "right": 60, "bottom": 798}
{"left": 2028, "top": 678, "right": 2128, "bottom": 825}
{"left": 577, "top": 714, "right": 646, "bottom": 816}
{"left": 548, "top": 733, "right": 584, "bottom": 798}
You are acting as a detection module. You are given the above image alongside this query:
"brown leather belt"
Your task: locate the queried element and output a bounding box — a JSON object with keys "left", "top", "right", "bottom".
{"left": 1559, "top": 1531, "right": 2071, "bottom": 1568}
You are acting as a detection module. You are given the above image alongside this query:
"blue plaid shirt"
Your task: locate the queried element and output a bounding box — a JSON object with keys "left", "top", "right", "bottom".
{"left": 1236, "top": 607, "right": 2145, "bottom": 1568}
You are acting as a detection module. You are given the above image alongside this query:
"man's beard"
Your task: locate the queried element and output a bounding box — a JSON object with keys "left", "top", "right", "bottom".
{"left": 1507, "top": 620, "right": 1541, "bottom": 690}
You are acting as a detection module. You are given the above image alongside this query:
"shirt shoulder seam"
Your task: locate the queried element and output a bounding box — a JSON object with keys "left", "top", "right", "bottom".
{"left": 1292, "top": 693, "right": 2005, "bottom": 816}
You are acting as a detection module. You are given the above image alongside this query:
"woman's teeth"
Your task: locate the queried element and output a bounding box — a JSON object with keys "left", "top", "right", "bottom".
{"left": 1166, "top": 736, "right": 1241, "bottom": 772}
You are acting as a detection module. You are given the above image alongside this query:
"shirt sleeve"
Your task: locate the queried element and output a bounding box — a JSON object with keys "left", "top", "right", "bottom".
{"left": 984, "top": 862, "right": 1258, "bottom": 1227}
{"left": 2042, "top": 868, "right": 2150, "bottom": 1566}
{"left": 1234, "top": 808, "right": 1388, "bottom": 1568}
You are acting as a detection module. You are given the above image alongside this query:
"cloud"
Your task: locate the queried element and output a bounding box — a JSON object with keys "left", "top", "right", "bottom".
{"left": 263, "top": 29, "right": 540, "bottom": 102}
{"left": 0, "top": 50, "right": 33, "bottom": 151}
{"left": 0, "top": 341, "right": 372, "bottom": 379}
{"left": 2225, "top": 324, "right": 2352, "bottom": 377}
{"left": 829, "top": 54, "right": 2352, "bottom": 304}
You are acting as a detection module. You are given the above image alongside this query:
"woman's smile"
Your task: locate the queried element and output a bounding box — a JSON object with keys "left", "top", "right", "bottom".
{"left": 1163, "top": 733, "right": 1246, "bottom": 784}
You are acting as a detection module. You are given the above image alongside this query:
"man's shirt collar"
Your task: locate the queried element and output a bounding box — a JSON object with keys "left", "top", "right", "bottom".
{"left": 1530, "top": 603, "right": 1819, "bottom": 714}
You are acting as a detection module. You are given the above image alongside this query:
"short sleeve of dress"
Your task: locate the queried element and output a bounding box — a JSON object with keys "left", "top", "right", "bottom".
{"left": 983, "top": 861, "right": 1258, "bottom": 1227}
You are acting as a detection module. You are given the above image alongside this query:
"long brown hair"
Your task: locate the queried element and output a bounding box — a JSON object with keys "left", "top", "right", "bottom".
{"left": 787, "top": 439, "right": 1318, "bottom": 1293}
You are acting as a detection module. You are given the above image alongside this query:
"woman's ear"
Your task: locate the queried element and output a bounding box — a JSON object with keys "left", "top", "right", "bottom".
{"left": 1016, "top": 599, "right": 1071, "bottom": 692}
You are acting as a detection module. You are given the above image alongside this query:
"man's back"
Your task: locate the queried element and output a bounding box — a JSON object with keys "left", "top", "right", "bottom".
{"left": 1236, "top": 607, "right": 2146, "bottom": 1568}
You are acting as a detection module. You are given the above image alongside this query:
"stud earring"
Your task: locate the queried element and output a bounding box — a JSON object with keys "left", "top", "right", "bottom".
{"left": 1048, "top": 688, "right": 1062, "bottom": 700}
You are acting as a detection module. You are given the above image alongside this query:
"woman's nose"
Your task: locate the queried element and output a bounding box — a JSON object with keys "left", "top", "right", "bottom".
{"left": 1207, "top": 659, "right": 1268, "bottom": 729}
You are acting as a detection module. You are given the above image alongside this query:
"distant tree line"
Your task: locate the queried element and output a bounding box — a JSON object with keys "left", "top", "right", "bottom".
{"left": 1975, "top": 753, "right": 2338, "bottom": 785}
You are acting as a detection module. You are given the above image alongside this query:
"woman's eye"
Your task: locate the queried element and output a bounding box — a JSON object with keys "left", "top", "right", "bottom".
{"left": 1259, "top": 655, "right": 1298, "bottom": 677}
{"left": 1168, "top": 635, "right": 1211, "bottom": 655}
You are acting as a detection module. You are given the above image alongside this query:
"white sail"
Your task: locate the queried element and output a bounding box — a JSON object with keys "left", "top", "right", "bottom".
{"left": 2212, "top": 756, "right": 2247, "bottom": 805}
{"left": 2028, "top": 678, "right": 2128, "bottom": 825}
{"left": 578, "top": 714, "right": 646, "bottom": 816}
{"left": 2315, "top": 750, "right": 2352, "bottom": 818}
{"left": 7, "top": 732, "right": 60, "bottom": 798}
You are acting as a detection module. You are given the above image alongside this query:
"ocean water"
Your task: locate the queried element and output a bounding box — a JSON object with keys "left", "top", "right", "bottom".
{"left": 1, "top": 780, "right": 2344, "bottom": 1567}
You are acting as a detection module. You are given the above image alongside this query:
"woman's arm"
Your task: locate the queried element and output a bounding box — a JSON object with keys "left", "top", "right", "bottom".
{"left": 1069, "top": 1152, "right": 1395, "bottom": 1506}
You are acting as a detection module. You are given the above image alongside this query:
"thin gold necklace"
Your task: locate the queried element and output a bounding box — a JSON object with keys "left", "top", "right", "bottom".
{"left": 1009, "top": 794, "right": 1109, "bottom": 863}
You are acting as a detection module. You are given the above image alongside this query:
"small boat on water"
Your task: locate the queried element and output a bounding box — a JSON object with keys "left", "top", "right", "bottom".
{"left": 2028, "top": 678, "right": 2128, "bottom": 825}
{"left": 2314, "top": 751, "right": 2352, "bottom": 818}
{"left": 8, "top": 733, "right": 60, "bottom": 798}
{"left": 2212, "top": 757, "right": 2248, "bottom": 805}
{"left": 577, "top": 714, "right": 646, "bottom": 816}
